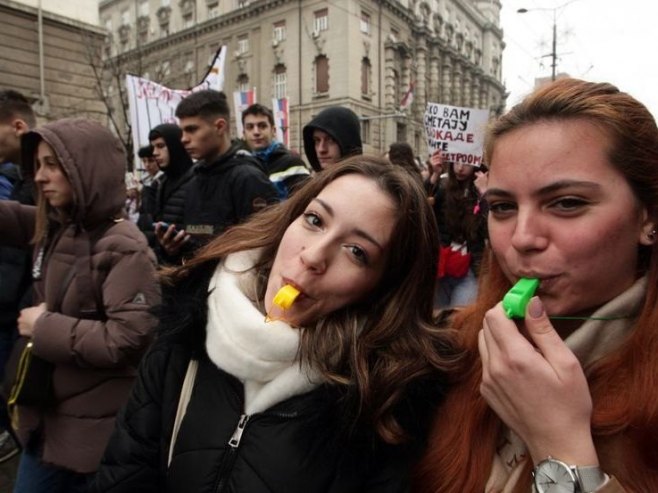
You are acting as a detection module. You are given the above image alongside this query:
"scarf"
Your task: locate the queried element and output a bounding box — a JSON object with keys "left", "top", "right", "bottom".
{"left": 253, "top": 141, "right": 281, "bottom": 162}
{"left": 205, "top": 249, "right": 320, "bottom": 414}
{"left": 486, "top": 276, "right": 647, "bottom": 493}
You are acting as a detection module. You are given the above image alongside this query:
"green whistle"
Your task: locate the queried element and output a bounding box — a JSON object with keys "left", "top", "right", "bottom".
{"left": 502, "top": 278, "right": 539, "bottom": 319}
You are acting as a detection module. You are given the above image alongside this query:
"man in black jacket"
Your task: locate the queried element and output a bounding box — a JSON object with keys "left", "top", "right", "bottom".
{"left": 302, "top": 106, "right": 362, "bottom": 171}
{"left": 241, "top": 103, "right": 310, "bottom": 199}
{"left": 156, "top": 90, "right": 278, "bottom": 259}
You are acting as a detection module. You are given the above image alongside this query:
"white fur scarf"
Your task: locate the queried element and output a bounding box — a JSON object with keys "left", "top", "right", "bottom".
{"left": 205, "top": 250, "right": 319, "bottom": 414}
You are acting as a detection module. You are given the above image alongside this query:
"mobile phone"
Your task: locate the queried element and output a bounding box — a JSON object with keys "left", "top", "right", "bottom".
{"left": 153, "top": 222, "right": 180, "bottom": 235}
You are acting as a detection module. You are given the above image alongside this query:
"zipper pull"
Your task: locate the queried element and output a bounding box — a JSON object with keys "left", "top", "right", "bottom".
{"left": 228, "top": 414, "right": 250, "bottom": 448}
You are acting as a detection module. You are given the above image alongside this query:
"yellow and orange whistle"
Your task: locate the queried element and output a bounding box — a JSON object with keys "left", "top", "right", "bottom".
{"left": 266, "top": 285, "right": 300, "bottom": 322}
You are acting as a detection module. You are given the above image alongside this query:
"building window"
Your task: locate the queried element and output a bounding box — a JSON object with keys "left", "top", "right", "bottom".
{"left": 314, "top": 55, "right": 329, "bottom": 93}
{"left": 237, "top": 73, "right": 249, "bottom": 92}
{"left": 360, "top": 11, "right": 370, "bottom": 34}
{"left": 273, "top": 64, "right": 287, "bottom": 99}
{"left": 396, "top": 123, "right": 406, "bottom": 142}
{"left": 273, "top": 20, "right": 286, "bottom": 42}
{"left": 361, "top": 57, "right": 371, "bottom": 96}
{"left": 138, "top": 0, "right": 149, "bottom": 17}
{"left": 361, "top": 118, "right": 370, "bottom": 145}
{"left": 183, "top": 12, "right": 193, "bottom": 28}
{"left": 208, "top": 1, "right": 219, "bottom": 18}
{"left": 314, "top": 8, "right": 328, "bottom": 33}
{"left": 160, "top": 22, "right": 170, "bottom": 37}
{"left": 237, "top": 34, "right": 249, "bottom": 54}
{"left": 237, "top": 0, "right": 249, "bottom": 7}
{"left": 121, "top": 8, "right": 131, "bottom": 26}
{"left": 392, "top": 69, "right": 400, "bottom": 107}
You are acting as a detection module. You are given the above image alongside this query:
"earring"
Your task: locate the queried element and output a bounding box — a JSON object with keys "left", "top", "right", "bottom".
{"left": 649, "top": 229, "right": 657, "bottom": 242}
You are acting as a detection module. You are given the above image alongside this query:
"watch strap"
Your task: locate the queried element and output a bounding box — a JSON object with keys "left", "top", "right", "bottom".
{"left": 575, "top": 465, "right": 608, "bottom": 493}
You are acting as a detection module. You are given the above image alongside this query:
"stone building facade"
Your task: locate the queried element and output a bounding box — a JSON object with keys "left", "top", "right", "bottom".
{"left": 0, "top": 0, "right": 107, "bottom": 123}
{"left": 99, "top": 0, "right": 506, "bottom": 157}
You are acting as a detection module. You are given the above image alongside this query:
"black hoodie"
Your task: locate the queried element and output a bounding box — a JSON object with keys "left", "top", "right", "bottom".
{"left": 303, "top": 106, "right": 362, "bottom": 171}
{"left": 147, "top": 124, "right": 194, "bottom": 228}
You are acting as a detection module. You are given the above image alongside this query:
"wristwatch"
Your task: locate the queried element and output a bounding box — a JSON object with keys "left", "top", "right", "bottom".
{"left": 533, "top": 457, "right": 607, "bottom": 493}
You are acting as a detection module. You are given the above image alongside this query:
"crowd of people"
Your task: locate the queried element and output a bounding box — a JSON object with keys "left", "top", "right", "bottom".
{"left": 0, "top": 76, "right": 656, "bottom": 492}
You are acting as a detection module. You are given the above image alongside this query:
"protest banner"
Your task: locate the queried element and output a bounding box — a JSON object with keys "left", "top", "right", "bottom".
{"left": 423, "top": 102, "right": 489, "bottom": 166}
{"left": 233, "top": 88, "right": 257, "bottom": 136}
{"left": 272, "top": 97, "right": 290, "bottom": 147}
{"left": 125, "top": 45, "right": 227, "bottom": 169}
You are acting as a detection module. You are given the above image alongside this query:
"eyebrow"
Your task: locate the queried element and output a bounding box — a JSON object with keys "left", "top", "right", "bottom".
{"left": 311, "top": 197, "right": 385, "bottom": 251}
{"left": 483, "top": 180, "right": 603, "bottom": 200}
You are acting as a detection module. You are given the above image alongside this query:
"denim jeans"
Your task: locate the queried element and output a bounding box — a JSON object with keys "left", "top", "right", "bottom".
{"left": 14, "top": 446, "right": 93, "bottom": 493}
{"left": 435, "top": 268, "right": 479, "bottom": 309}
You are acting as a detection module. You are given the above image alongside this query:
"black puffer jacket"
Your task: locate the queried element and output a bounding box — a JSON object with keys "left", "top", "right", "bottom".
{"left": 183, "top": 144, "right": 278, "bottom": 243}
{"left": 94, "top": 265, "right": 441, "bottom": 493}
{"left": 302, "top": 106, "right": 362, "bottom": 171}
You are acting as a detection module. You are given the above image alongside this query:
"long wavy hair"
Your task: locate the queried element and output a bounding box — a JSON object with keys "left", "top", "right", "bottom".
{"left": 164, "top": 155, "right": 463, "bottom": 444}
{"left": 414, "top": 78, "right": 658, "bottom": 492}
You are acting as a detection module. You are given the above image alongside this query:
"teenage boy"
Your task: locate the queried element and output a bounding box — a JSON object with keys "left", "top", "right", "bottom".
{"left": 242, "top": 103, "right": 310, "bottom": 198}
{"left": 156, "top": 90, "right": 278, "bottom": 260}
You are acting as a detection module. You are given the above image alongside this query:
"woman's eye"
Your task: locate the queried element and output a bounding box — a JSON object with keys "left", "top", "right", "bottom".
{"left": 487, "top": 201, "right": 516, "bottom": 215}
{"left": 348, "top": 245, "right": 369, "bottom": 265}
{"left": 551, "top": 197, "right": 588, "bottom": 211}
{"left": 303, "top": 212, "right": 322, "bottom": 227}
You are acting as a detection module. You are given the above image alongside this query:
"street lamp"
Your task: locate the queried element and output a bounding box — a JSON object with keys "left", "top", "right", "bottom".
{"left": 517, "top": 1, "right": 579, "bottom": 81}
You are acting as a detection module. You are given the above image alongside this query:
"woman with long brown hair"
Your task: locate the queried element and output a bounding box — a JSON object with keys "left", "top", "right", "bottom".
{"left": 415, "top": 78, "right": 658, "bottom": 492}
{"left": 95, "top": 156, "right": 461, "bottom": 493}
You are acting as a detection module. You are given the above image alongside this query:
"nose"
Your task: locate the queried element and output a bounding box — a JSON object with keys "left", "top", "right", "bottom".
{"left": 34, "top": 164, "right": 46, "bottom": 183}
{"left": 181, "top": 133, "right": 189, "bottom": 145}
{"left": 299, "top": 239, "right": 329, "bottom": 274}
{"left": 316, "top": 140, "right": 327, "bottom": 154}
{"left": 510, "top": 209, "right": 549, "bottom": 253}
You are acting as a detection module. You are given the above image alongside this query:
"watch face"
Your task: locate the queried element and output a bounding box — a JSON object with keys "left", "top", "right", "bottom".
{"left": 534, "top": 459, "right": 577, "bottom": 493}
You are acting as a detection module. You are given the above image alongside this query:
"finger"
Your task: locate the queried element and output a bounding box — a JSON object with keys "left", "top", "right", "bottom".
{"left": 524, "top": 297, "right": 578, "bottom": 369}
{"left": 483, "top": 302, "right": 536, "bottom": 355}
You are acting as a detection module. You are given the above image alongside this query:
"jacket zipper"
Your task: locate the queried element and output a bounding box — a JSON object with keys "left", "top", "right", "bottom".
{"left": 213, "top": 414, "right": 250, "bottom": 493}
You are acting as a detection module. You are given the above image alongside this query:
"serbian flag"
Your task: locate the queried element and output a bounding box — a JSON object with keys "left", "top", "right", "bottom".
{"left": 399, "top": 81, "right": 415, "bottom": 111}
{"left": 272, "top": 97, "right": 289, "bottom": 147}
{"left": 233, "top": 88, "right": 257, "bottom": 136}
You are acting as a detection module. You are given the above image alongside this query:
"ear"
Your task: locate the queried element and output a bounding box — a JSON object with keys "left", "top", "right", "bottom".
{"left": 12, "top": 118, "right": 30, "bottom": 136}
{"left": 639, "top": 209, "right": 657, "bottom": 246}
{"left": 213, "top": 117, "right": 226, "bottom": 135}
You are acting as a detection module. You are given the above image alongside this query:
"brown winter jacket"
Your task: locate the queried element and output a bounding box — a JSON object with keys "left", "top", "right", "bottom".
{"left": 0, "top": 118, "right": 160, "bottom": 473}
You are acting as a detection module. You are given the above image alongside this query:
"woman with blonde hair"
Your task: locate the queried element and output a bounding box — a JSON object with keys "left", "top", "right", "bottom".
{"left": 415, "top": 78, "right": 658, "bottom": 492}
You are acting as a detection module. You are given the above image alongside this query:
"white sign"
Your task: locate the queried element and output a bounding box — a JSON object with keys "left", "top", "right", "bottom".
{"left": 125, "top": 46, "right": 227, "bottom": 167}
{"left": 423, "top": 102, "right": 489, "bottom": 166}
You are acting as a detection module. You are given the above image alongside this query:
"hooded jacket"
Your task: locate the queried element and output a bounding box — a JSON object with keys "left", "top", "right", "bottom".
{"left": 147, "top": 123, "right": 194, "bottom": 227}
{"left": 303, "top": 106, "right": 362, "bottom": 171}
{"left": 0, "top": 118, "right": 160, "bottom": 473}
